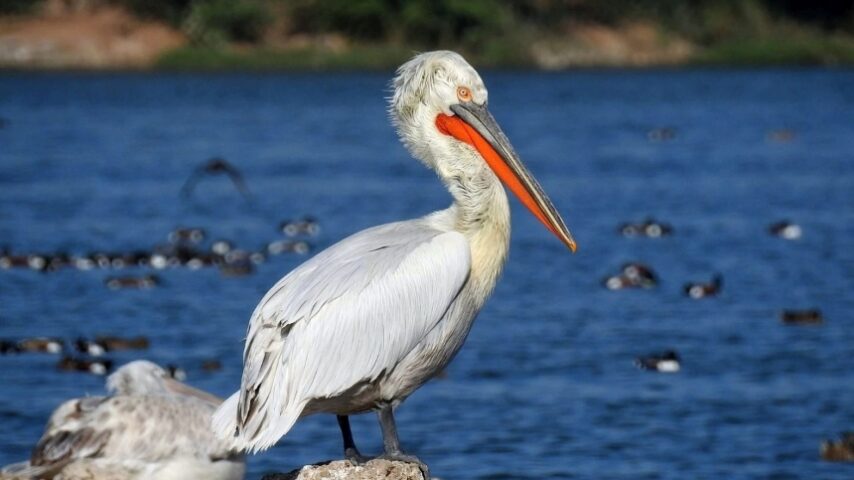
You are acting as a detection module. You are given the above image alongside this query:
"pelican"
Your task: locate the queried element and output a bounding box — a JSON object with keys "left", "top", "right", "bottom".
{"left": 1, "top": 360, "right": 244, "bottom": 480}
{"left": 212, "top": 50, "right": 576, "bottom": 475}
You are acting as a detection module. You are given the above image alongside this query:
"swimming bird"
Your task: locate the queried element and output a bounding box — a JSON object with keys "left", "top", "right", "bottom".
{"left": 618, "top": 218, "right": 673, "bottom": 238}
{"left": 267, "top": 239, "right": 311, "bottom": 256}
{"left": 169, "top": 227, "right": 207, "bottom": 245}
{"left": 1, "top": 360, "right": 244, "bottom": 479}
{"left": 166, "top": 364, "right": 188, "bottom": 382}
{"left": 767, "top": 129, "right": 796, "bottom": 143}
{"left": 211, "top": 239, "right": 235, "bottom": 256}
{"left": 104, "top": 274, "right": 160, "bottom": 290}
{"left": 684, "top": 274, "right": 722, "bottom": 299}
{"left": 0, "top": 340, "right": 21, "bottom": 355}
{"left": 202, "top": 359, "right": 223, "bottom": 372}
{"left": 635, "top": 350, "right": 680, "bottom": 372}
{"left": 768, "top": 220, "right": 802, "bottom": 240}
{"left": 280, "top": 217, "right": 320, "bottom": 237}
{"left": 780, "top": 309, "right": 823, "bottom": 326}
{"left": 211, "top": 51, "right": 576, "bottom": 475}
{"left": 180, "top": 157, "right": 251, "bottom": 200}
{"left": 602, "top": 262, "right": 657, "bottom": 290}
{"left": 821, "top": 432, "right": 854, "bottom": 462}
{"left": 17, "top": 337, "right": 64, "bottom": 354}
{"left": 57, "top": 356, "right": 114, "bottom": 375}
{"left": 647, "top": 127, "right": 676, "bottom": 142}
{"left": 75, "top": 336, "right": 150, "bottom": 356}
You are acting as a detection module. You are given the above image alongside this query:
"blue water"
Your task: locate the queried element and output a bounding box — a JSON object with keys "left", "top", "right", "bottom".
{"left": 1, "top": 69, "right": 853, "bottom": 479}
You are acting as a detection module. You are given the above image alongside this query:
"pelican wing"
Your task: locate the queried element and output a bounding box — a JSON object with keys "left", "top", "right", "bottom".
{"left": 30, "top": 395, "right": 235, "bottom": 470}
{"left": 214, "top": 220, "right": 471, "bottom": 451}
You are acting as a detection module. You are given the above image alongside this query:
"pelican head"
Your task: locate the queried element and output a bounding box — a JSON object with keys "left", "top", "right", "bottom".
{"left": 106, "top": 360, "right": 171, "bottom": 395}
{"left": 107, "top": 359, "right": 223, "bottom": 405}
{"left": 390, "top": 51, "right": 576, "bottom": 251}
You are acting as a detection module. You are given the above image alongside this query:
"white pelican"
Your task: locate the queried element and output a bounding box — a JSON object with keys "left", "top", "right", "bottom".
{"left": 212, "top": 50, "right": 576, "bottom": 475}
{"left": 1, "top": 361, "right": 244, "bottom": 480}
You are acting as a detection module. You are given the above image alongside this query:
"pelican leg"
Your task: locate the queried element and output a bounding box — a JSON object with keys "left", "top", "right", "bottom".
{"left": 337, "top": 415, "right": 368, "bottom": 464}
{"left": 377, "top": 404, "right": 430, "bottom": 479}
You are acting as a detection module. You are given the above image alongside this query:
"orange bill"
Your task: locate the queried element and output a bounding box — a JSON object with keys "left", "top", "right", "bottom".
{"left": 436, "top": 104, "right": 576, "bottom": 252}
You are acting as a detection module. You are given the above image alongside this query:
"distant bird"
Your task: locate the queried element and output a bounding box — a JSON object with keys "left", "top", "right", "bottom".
{"left": 280, "top": 217, "right": 320, "bottom": 237}
{"left": 767, "top": 129, "right": 796, "bottom": 143}
{"left": 647, "top": 127, "right": 676, "bottom": 142}
{"left": 603, "top": 262, "right": 657, "bottom": 290}
{"left": 43, "top": 253, "right": 71, "bottom": 272}
{"left": 169, "top": 227, "right": 206, "bottom": 245}
{"left": 0, "top": 252, "right": 28, "bottom": 269}
{"left": 71, "top": 254, "right": 97, "bottom": 270}
{"left": 17, "top": 337, "right": 64, "bottom": 354}
{"left": 684, "top": 274, "right": 722, "bottom": 299}
{"left": 211, "top": 239, "right": 235, "bottom": 256}
{"left": 105, "top": 274, "right": 159, "bottom": 290}
{"left": 75, "top": 336, "right": 150, "bottom": 356}
{"left": 821, "top": 432, "right": 854, "bottom": 462}
{"left": 57, "top": 356, "right": 114, "bottom": 376}
{"left": 186, "top": 252, "right": 217, "bottom": 270}
{"left": 211, "top": 51, "right": 576, "bottom": 476}
{"left": 180, "top": 157, "right": 251, "bottom": 200}
{"left": 618, "top": 218, "right": 673, "bottom": 238}
{"left": 768, "top": 220, "right": 802, "bottom": 240}
{"left": 0, "top": 360, "right": 245, "bottom": 479}
{"left": 635, "top": 350, "right": 681, "bottom": 372}
{"left": 219, "top": 259, "right": 254, "bottom": 277}
{"left": 780, "top": 309, "right": 823, "bottom": 326}
{"left": 267, "top": 239, "right": 311, "bottom": 256}
{"left": 0, "top": 340, "right": 21, "bottom": 355}
{"left": 202, "top": 359, "right": 223, "bottom": 372}
{"left": 166, "top": 364, "right": 188, "bottom": 382}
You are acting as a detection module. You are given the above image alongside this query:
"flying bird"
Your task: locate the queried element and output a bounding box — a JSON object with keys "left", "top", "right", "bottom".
{"left": 1, "top": 360, "right": 244, "bottom": 480}
{"left": 180, "top": 157, "right": 251, "bottom": 200}
{"left": 212, "top": 51, "right": 576, "bottom": 475}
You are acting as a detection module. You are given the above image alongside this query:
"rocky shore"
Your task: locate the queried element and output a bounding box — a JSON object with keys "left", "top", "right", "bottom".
{"left": 261, "top": 459, "right": 425, "bottom": 480}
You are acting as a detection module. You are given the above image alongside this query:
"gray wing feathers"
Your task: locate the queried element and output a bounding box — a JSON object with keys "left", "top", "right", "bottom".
{"left": 215, "top": 220, "right": 471, "bottom": 451}
{"left": 26, "top": 395, "right": 234, "bottom": 473}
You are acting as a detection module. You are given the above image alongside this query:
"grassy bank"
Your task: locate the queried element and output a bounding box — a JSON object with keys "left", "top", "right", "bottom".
{"left": 155, "top": 37, "right": 854, "bottom": 71}
{"left": 156, "top": 45, "right": 414, "bottom": 70}
{"left": 693, "top": 34, "right": 854, "bottom": 66}
{"left": 155, "top": 39, "right": 534, "bottom": 71}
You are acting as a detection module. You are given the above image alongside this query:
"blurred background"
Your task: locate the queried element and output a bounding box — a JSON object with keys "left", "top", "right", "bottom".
{"left": 2, "top": 0, "right": 854, "bottom": 69}
{"left": 1, "top": 1, "right": 853, "bottom": 480}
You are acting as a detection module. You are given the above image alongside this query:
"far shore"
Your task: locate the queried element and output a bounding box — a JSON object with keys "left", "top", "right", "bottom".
{"left": 2, "top": 4, "right": 854, "bottom": 72}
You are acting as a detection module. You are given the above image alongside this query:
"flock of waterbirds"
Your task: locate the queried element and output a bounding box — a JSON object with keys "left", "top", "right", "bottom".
{"left": 0, "top": 219, "right": 316, "bottom": 281}
{"left": 0, "top": 119, "right": 847, "bottom": 475}
{"left": 0, "top": 158, "right": 314, "bottom": 382}
{"left": 605, "top": 216, "right": 823, "bottom": 373}
{"left": 0, "top": 157, "right": 827, "bottom": 379}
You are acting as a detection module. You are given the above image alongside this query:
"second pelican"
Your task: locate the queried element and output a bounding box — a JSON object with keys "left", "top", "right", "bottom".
{"left": 212, "top": 51, "right": 576, "bottom": 474}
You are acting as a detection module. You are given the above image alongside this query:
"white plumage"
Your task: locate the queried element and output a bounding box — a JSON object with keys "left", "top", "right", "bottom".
{"left": 213, "top": 51, "right": 575, "bottom": 472}
{"left": 1, "top": 361, "right": 244, "bottom": 480}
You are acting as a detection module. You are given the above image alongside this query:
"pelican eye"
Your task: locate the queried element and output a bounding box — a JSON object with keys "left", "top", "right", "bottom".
{"left": 456, "top": 86, "right": 472, "bottom": 102}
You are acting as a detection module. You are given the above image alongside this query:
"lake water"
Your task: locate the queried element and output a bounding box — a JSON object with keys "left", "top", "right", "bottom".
{"left": 0, "top": 68, "right": 852, "bottom": 479}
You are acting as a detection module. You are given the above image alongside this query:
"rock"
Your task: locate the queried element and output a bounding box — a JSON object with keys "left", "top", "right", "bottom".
{"left": 262, "top": 459, "right": 425, "bottom": 480}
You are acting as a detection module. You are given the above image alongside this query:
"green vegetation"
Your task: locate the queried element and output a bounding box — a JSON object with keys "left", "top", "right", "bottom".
{"left": 8, "top": 1, "right": 854, "bottom": 68}
{"left": 156, "top": 44, "right": 415, "bottom": 70}
{"left": 696, "top": 34, "right": 854, "bottom": 65}
{"left": 0, "top": 0, "right": 42, "bottom": 14}
{"left": 184, "top": 0, "right": 271, "bottom": 44}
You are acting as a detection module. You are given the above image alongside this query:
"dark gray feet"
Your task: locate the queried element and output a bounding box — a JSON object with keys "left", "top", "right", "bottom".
{"left": 337, "top": 415, "right": 369, "bottom": 465}
{"left": 379, "top": 451, "right": 430, "bottom": 478}
{"left": 377, "top": 404, "right": 430, "bottom": 479}
{"left": 344, "top": 447, "right": 370, "bottom": 465}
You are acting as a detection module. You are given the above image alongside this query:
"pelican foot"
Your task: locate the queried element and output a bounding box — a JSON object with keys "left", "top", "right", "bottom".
{"left": 378, "top": 452, "right": 430, "bottom": 479}
{"left": 344, "top": 447, "right": 370, "bottom": 465}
